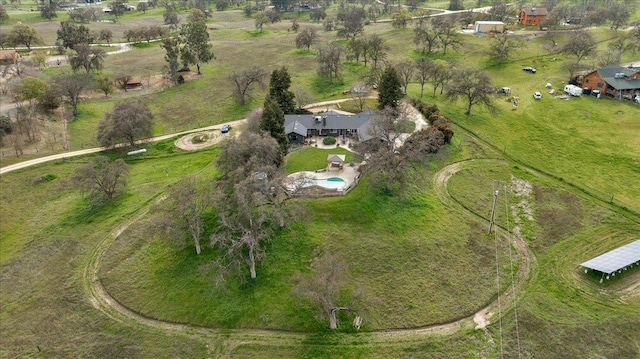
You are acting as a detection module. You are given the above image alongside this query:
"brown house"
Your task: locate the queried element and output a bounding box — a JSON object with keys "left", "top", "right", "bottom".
{"left": 582, "top": 65, "right": 640, "bottom": 100}
{"left": 0, "top": 50, "right": 21, "bottom": 66}
{"left": 518, "top": 7, "right": 548, "bottom": 26}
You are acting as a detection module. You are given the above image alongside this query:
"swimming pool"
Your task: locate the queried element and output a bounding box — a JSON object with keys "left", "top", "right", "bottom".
{"left": 316, "top": 177, "right": 346, "bottom": 189}
{"left": 294, "top": 176, "right": 346, "bottom": 190}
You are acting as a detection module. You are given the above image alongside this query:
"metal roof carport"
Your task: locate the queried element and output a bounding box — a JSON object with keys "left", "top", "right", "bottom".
{"left": 580, "top": 240, "right": 640, "bottom": 282}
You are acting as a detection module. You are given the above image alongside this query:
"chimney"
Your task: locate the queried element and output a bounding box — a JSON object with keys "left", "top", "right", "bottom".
{"left": 322, "top": 116, "right": 327, "bottom": 126}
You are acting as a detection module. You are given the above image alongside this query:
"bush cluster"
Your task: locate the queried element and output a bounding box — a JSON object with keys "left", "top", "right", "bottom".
{"left": 323, "top": 136, "right": 337, "bottom": 145}
{"left": 410, "top": 98, "right": 454, "bottom": 144}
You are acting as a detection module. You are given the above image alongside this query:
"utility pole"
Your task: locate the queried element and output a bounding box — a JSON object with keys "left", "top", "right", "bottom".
{"left": 488, "top": 184, "right": 499, "bottom": 234}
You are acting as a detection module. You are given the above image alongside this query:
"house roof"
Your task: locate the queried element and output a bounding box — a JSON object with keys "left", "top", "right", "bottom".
{"left": 521, "top": 7, "right": 547, "bottom": 16}
{"left": 327, "top": 154, "right": 345, "bottom": 162}
{"left": 284, "top": 111, "right": 375, "bottom": 142}
{"left": 597, "top": 65, "right": 640, "bottom": 90}
{"left": 285, "top": 119, "right": 307, "bottom": 137}
{"left": 474, "top": 21, "right": 504, "bottom": 25}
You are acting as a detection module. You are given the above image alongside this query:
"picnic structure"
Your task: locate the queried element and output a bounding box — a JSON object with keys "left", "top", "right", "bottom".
{"left": 580, "top": 240, "right": 640, "bottom": 282}
{"left": 327, "top": 154, "right": 345, "bottom": 170}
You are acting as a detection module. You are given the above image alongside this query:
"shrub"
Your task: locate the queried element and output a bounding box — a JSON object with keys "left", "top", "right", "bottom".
{"left": 34, "top": 174, "right": 57, "bottom": 184}
{"left": 323, "top": 136, "right": 336, "bottom": 145}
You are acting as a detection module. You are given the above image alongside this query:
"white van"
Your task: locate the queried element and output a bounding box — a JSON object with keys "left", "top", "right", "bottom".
{"left": 564, "top": 85, "right": 582, "bottom": 96}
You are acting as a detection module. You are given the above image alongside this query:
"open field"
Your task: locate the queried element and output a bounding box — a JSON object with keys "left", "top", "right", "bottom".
{"left": 2, "top": 4, "right": 640, "bottom": 358}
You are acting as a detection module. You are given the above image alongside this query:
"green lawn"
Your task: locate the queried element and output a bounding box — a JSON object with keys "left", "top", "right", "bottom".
{"left": 285, "top": 147, "right": 355, "bottom": 174}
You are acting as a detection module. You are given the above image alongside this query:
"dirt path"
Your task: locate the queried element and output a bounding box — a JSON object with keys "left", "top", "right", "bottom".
{"left": 432, "top": 159, "right": 538, "bottom": 329}
{"left": 78, "top": 158, "right": 537, "bottom": 354}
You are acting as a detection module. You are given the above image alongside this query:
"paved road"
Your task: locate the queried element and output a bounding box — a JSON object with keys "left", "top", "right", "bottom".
{"left": 0, "top": 98, "right": 427, "bottom": 175}
{"left": 0, "top": 99, "right": 359, "bottom": 175}
{"left": 0, "top": 120, "right": 244, "bottom": 175}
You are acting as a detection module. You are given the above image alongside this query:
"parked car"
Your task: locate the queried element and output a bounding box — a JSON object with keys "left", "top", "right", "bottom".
{"left": 523, "top": 66, "right": 537, "bottom": 73}
{"left": 533, "top": 91, "right": 542, "bottom": 99}
{"left": 221, "top": 125, "right": 231, "bottom": 133}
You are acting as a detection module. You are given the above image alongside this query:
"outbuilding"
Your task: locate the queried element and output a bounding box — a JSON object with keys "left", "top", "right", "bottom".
{"left": 473, "top": 21, "right": 504, "bottom": 34}
{"left": 0, "top": 50, "right": 21, "bottom": 66}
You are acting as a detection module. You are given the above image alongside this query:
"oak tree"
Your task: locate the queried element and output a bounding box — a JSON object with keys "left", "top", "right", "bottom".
{"left": 229, "top": 66, "right": 268, "bottom": 105}
{"left": 97, "top": 99, "right": 154, "bottom": 148}
{"left": 5, "top": 24, "right": 43, "bottom": 50}
{"left": 72, "top": 156, "right": 129, "bottom": 203}
{"left": 54, "top": 72, "right": 92, "bottom": 116}
{"left": 445, "top": 69, "right": 495, "bottom": 115}
{"left": 158, "top": 176, "right": 212, "bottom": 255}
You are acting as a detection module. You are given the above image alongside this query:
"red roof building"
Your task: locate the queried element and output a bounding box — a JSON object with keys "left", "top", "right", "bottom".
{"left": 518, "top": 7, "right": 548, "bottom": 26}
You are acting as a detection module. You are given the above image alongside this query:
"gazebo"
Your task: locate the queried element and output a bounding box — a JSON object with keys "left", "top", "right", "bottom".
{"left": 327, "top": 154, "right": 345, "bottom": 170}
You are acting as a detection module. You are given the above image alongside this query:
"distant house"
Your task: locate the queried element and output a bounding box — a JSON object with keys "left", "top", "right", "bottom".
{"left": 582, "top": 65, "right": 640, "bottom": 100}
{"left": 473, "top": 21, "right": 504, "bottom": 34}
{"left": 518, "top": 7, "right": 548, "bottom": 26}
{"left": 284, "top": 110, "right": 375, "bottom": 145}
{"left": 0, "top": 50, "right": 21, "bottom": 66}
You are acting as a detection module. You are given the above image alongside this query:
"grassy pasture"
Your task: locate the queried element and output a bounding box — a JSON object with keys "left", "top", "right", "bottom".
{"left": 2, "top": 9, "right": 640, "bottom": 359}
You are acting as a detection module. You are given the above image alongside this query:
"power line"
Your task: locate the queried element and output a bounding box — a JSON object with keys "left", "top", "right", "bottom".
{"left": 492, "top": 181, "right": 504, "bottom": 359}
{"left": 503, "top": 182, "right": 522, "bottom": 358}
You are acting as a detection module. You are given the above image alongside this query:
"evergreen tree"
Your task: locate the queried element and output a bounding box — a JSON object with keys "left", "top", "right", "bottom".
{"left": 181, "top": 10, "right": 215, "bottom": 74}
{"left": 260, "top": 96, "right": 288, "bottom": 157}
{"left": 267, "top": 67, "right": 296, "bottom": 114}
{"left": 377, "top": 66, "right": 403, "bottom": 110}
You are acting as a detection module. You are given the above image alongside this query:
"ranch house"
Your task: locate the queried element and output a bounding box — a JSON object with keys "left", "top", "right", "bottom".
{"left": 284, "top": 110, "right": 375, "bottom": 145}
{"left": 582, "top": 65, "right": 640, "bottom": 100}
{"left": 518, "top": 7, "right": 548, "bottom": 26}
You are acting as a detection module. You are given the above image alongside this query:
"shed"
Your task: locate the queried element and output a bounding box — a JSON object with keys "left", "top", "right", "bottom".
{"left": 473, "top": 21, "right": 504, "bottom": 34}
{"left": 0, "top": 50, "right": 21, "bottom": 66}
{"left": 126, "top": 77, "right": 143, "bottom": 90}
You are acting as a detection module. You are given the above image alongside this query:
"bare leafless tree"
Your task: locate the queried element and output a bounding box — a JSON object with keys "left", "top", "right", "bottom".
{"left": 316, "top": 42, "right": 343, "bottom": 84}
{"left": 349, "top": 82, "right": 369, "bottom": 112}
{"left": 414, "top": 57, "right": 431, "bottom": 98}
{"left": 562, "top": 30, "right": 597, "bottom": 65}
{"left": 293, "top": 87, "right": 314, "bottom": 111}
{"left": 488, "top": 33, "right": 524, "bottom": 66}
{"left": 54, "top": 72, "right": 92, "bottom": 117}
{"left": 97, "top": 99, "right": 154, "bottom": 148}
{"left": 71, "top": 156, "right": 129, "bottom": 203}
{"left": 353, "top": 107, "right": 416, "bottom": 193}
{"left": 292, "top": 250, "right": 359, "bottom": 330}
{"left": 295, "top": 27, "right": 318, "bottom": 51}
{"left": 157, "top": 176, "right": 212, "bottom": 255}
{"left": 229, "top": 66, "right": 268, "bottom": 106}
{"left": 395, "top": 60, "right": 414, "bottom": 95}
{"left": 444, "top": 69, "right": 495, "bottom": 115}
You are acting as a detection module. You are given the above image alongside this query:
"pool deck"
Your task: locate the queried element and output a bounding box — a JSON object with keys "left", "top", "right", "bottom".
{"left": 286, "top": 164, "right": 361, "bottom": 194}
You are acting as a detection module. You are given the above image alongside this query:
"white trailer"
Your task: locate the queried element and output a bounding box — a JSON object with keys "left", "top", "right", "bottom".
{"left": 564, "top": 85, "right": 582, "bottom": 96}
